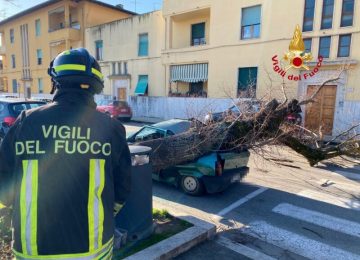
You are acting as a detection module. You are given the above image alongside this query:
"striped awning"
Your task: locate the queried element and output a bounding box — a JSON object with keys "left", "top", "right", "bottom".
{"left": 170, "top": 63, "right": 208, "bottom": 83}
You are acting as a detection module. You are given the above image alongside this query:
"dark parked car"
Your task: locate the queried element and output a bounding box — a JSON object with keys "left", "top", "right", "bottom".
{"left": 127, "top": 119, "right": 191, "bottom": 143}
{"left": 204, "top": 100, "right": 261, "bottom": 124}
{"left": 97, "top": 100, "right": 132, "bottom": 121}
{"left": 0, "top": 98, "right": 46, "bottom": 142}
{"left": 127, "top": 119, "right": 249, "bottom": 195}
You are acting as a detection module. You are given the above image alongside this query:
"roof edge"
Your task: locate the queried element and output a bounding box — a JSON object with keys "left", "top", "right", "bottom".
{"left": 0, "top": 0, "right": 136, "bottom": 27}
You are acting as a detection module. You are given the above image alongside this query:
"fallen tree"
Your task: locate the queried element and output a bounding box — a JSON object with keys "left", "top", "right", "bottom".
{"left": 137, "top": 72, "right": 360, "bottom": 171}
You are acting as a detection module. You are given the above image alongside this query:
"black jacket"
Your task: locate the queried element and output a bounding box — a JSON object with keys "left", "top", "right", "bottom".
{"left": 0, "top": 89, "right": 131, "bottom": 259}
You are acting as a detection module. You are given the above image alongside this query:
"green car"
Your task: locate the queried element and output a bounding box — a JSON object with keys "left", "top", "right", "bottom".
{"left": 127, "top": 119, "right": 250, "bottom": 195}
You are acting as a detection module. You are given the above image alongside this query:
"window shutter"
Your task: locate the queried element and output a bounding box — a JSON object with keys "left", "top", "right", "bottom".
{"left": 242, "top": 6, "right": 261, "bottom": 26}
{"left": 139, "top": 34, "right": 149, "bottom": 56}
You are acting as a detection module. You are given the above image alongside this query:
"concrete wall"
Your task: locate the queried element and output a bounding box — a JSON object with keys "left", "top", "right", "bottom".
{"left": 128, "top": 95, "right": 235, "bottom": 120}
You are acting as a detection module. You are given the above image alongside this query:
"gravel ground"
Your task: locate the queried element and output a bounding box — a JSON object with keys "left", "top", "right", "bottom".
{"left": 0, "top": 207, "right": 12, "bottom": 259}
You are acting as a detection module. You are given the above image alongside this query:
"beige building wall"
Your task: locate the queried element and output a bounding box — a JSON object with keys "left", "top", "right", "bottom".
{"left": 85, "top": 11, "right": 165, "bottom": 98}
{"left": 162, "top": 0, "right": 359, "bottom": 103}
{"left": 0, "top": 0, "right": 133, "bottom": 95}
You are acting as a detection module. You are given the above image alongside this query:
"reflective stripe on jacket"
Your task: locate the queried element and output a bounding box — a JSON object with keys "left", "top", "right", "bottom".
{"left": 0, "top": 89, "right": 131, "bottom": 258}
{"left": 14, "top": 237, "right": 113, "bottom": 260}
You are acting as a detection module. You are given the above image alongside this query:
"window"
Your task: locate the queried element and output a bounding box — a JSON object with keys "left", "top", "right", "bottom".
{"left": 124, "top": 62, "right": 128, "bottom": 75}
{"left": 338, "top": 34, "right": 351, "bottom": 57}
{"left": 117, "top": 62, "right": 122, "bottom": 74}
{"left": 38, "top": 78, "right": 44, "bottom": 93}
{"left": 12, "top": 79, "right": 17, "bottom": 93}
{"left": 241, "top": 5, "right": 261, "bottom": 39}
{"left": 138, "top": 33, "right": 149, "bottom": 56}
{"left": 303, "top": 0, "right": 315, "bottom": 31}
{"left": 10, "top": 28, "right": 14, "bottom": 43}
{"left": 319, "top": 36, "right": 331, "bottom": 58}
{"left": 341, "top": 0, "right": 354, "bottom": 27}
{"left": 95, "top": 40, "right": 103, "bottom": 60}
{"left": 191, "top": 23, "right": 206, "bottom": 46}
{"left": 11, "top": 54, "right": 15, "bottom": 68}
{"left": 112, "top": 62, "right": 116, "bottom": 75}
{"left": 321, "top": 0, "right": 334, "bottom": 29}
{"left": 238, "top": 67, "right": 258, "bottom": 98}
{"left": 35, "top": 19, "right": 41, "bottom": 36}
{"left": 37, "top": 49, "right": 43, "bottom": 65}
{"left": 189, "top": 82, "right": 206, "bottom": 97}
{"left": 304, "top": 38, "right": 312, "bottom": 53}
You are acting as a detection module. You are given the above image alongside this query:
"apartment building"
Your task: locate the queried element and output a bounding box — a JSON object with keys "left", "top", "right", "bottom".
{"left": 85, "top": 10, "right": 165, "bottom": 99}
{"left": 165, "top": 0, "right": 359, "bottom": 136}
{"left": 86, "top": 0, "right": 360, "bottom": 136}
{"left": 0, "top": 0, "right": 134, "bottom": 96}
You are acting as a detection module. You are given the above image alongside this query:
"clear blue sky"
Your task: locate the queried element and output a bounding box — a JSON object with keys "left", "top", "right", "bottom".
{"left": 0, "top": 0, "right": 163, "bottom": 20}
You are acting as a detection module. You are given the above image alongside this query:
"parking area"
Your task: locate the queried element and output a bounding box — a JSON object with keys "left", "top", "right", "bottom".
{"left": 123, "top": 121, "right": 360, "bottom": 259}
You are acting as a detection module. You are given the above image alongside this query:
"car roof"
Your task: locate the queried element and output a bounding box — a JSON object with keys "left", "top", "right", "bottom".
{"left": 0, "top": 98, "right": 46, "bottom": 103}
{"left": 151, "top": 119, "right": 191, "bottom": 134}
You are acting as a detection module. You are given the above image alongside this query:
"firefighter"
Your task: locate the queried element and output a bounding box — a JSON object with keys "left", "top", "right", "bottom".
{"left": 0, "top": 48, "right": 131, "bottom": 259}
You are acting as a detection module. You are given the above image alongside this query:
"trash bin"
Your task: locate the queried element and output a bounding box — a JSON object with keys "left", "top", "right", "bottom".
{"left": 115, "top": 145, "right": 153, "bottom": 242}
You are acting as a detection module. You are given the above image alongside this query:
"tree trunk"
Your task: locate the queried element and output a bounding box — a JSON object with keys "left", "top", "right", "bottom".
{"left": 136, "top": 99, "right": 359, "bottom": 171}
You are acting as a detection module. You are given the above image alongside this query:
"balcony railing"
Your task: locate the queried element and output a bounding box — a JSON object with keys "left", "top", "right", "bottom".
{"left": 0, "top": 46, "right": 6, "bottom": 55}
{"left": 48, "top": 26, "right": 81, "bottom": 42}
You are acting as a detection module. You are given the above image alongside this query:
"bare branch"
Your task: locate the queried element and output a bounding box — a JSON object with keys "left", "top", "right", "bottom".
{"left": 325, "top": 123, "right": 360, "bottom": 145}
{"left": 299, "top": 71, "right": 343, "bottom": 106}
{"left": 279, "top": 78, "right": 288, "bottom": 107}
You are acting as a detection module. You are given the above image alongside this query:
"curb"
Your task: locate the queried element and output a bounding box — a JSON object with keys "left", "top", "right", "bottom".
{"left": 315, "top": 166, "right": 360, "bottom": 181}
{"left": 329, "top": 169, "right": 360, "bottom": 181}
{"left": 124, "top": 211, "right": 216, "bottom": 260}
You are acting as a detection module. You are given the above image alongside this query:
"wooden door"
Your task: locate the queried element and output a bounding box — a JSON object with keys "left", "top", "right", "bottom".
{"left": 117, "top": 88, "right": 127, "bottom": 101}
{"left": 305, "top": 85, "right": 337, "bottom": 135}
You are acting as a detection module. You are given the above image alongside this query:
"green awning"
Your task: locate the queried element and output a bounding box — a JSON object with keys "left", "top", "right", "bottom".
{"left": 135, "top": 76, "right": 148, "bottom": 95}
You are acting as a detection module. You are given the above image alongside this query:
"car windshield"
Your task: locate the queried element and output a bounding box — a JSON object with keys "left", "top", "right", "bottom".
{"left": 134, "top": 127, "right": 166, "bottom": 141}
{"left": 229, "top": 106, "right": 240, "bottom": 112}
{"left": 9, "top": 102, "right": 45, "bottom": 116}
{"left": 97, "top": 100, "right": 111, "bottom": 106}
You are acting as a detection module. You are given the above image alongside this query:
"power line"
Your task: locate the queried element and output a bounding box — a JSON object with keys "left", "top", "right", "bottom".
{"left": 0, "top": 0, "right": 20, "bottom": 20}
{"left": 3, "top": 0, "right": 20, "bottom": 7}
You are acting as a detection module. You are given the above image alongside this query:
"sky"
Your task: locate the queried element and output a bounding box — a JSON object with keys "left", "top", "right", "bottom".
{"left": 0, "top": 0, "right": 163, "bottom": 20}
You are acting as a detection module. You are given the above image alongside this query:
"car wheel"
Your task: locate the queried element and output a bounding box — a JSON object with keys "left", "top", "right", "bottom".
{"left": 180, "top": 176, "right": 204, "bottom": 196}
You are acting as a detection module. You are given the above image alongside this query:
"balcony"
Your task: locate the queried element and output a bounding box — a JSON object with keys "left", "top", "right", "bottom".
{"left": 0, "top": 57, "right": 6, "bottom": 75}
{"left": 48, "top": 27, "right": 81, "bottom": 43}
{"left": 169, "top": 8, "right": 210, "bottom": 50}
{"left": 48, "top": 5, "right": 81, "bottom": 42}
{"left": 163, "top": 0, "right": 211, "bottom": 16}
{"left": 0, "top": 46, "right": 5, "bottom": 55}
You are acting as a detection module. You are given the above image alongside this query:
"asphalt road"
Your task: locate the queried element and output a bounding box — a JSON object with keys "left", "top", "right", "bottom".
{"left": 123, "top": 122, "right": 360, "bottom": 259}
